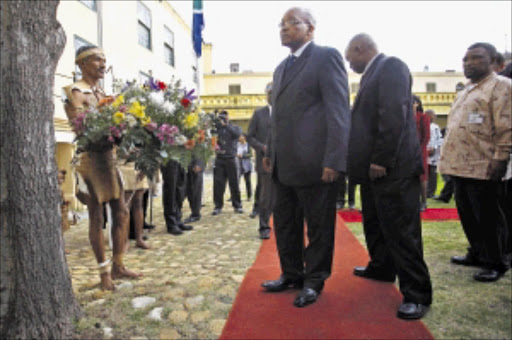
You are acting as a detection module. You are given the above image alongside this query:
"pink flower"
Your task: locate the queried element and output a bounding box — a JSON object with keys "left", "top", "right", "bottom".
{"left": 145, "top": 122, "right": 157, "bottom": 132}
{"left": 108, "top": 136, "right": 115, "bottom": 143}
{"left": 119, "top": 105, "right": 128, "bottom": 113}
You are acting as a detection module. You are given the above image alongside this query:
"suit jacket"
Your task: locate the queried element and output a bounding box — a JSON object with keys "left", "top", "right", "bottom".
{"left": 246, "top": 105, "right": 271, "bottom": 173}
{"left": 348, "top": 54, "right": 423, "bottom": 183}
{"left": 268, "top": 42, "right": 350, "bottom": 187}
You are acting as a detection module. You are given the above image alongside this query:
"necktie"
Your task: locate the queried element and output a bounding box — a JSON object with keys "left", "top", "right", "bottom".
{"left": 284, "top": 55, "right": 297, "bottom": 73}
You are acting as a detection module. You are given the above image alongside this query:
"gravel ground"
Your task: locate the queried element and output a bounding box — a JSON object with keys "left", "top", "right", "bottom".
{"left": 65, "top": 173, "right": 263, "bottom": 339}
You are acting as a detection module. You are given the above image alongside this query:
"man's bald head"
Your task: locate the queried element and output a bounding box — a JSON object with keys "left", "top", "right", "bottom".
{"left": 345, "top": 33, "right": 379, "bottom": 74}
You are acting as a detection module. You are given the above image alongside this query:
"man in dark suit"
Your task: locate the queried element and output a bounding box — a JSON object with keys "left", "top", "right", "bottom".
{"left": 261, "top": 7, "right": 350, "bottom": 308}
{"left": 246, "top": 82, "right": 274, "bottom": 240}
{"left": 345, "top": 33, "right": 432, "bottom": 320}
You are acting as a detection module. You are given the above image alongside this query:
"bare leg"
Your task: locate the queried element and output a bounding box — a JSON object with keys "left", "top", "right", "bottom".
{"left": 133, "top": 190, "right": 150, "bottom": 249}
{"left": 86, "top": 185, "right": 115, "bottom": 290}
{"left": 110, "top": 196, "right": 143, "bottom": 279}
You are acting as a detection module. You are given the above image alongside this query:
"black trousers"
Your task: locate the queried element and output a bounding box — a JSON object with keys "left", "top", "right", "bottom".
{"left": 501, "top": 179, "right": 512, "bottom": 259}
{"left": 427, "top": 165, "right": 438, "bottom": 197}
{"left": 161, "top": 160, "right": 186, "bottom": 228}
{"left": 252, "top": 177, "right": 261, "bottom": 213}
{"left": 453, "top": 176, "right": 508, "bottom": 272}
{"left": 360, "top": 176, "right": 432, "bottom": 305}
{"left": 239, "top": 171, "right": 252, "bottom": 199}
{"left": 257, "top": 172, "right": 274, "bottom": 231}
{"left": 438, "top": 174, "right": 454, "bottom": 201}
{"left": 337, "top": 173, "right": 356, "bottom": 206}
{"left": 213, "top": 157, "right": 241, "bottom": 210}
{"left": 186, "top": 169, "right": 203, "bottom": 217}
{"left": 273, "top": 179, "right": 338, "bottom": 292}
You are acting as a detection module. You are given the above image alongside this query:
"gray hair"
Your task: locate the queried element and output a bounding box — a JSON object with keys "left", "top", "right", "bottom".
{"left": 288, "top": 7, "right": 316, "bottom": 26}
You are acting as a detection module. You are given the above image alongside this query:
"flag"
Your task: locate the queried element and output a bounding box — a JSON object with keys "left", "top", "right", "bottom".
{"left": 192, "top": 0, "right": 204, "bottom": 57}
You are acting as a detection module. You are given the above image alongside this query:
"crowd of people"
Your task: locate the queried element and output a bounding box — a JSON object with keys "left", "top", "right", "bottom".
{"left": 58, "top": 6, "right": 510, "bottom": 322}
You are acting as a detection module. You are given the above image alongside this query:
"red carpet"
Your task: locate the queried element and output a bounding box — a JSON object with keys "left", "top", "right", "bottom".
{"left": 339, "top": 208, "right": 459, "bottom": 223}
{"left": 220, "top": 217, "right": 434, "bottom": 340}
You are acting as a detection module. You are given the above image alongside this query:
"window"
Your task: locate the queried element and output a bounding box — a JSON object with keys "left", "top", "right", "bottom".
{"left": 137, "top": 1, "right": 152, "bottom": 50}
{"left": 73, "top": 35, "right": 94, "bottom": 79}
{"left": 139, "top": 71, "right": 151, "bottom": 84}
{"left": 230, "top": 63, "right": 239, "bottom": 73}
{"left": 163, "top": 26, "right": 175, "bottom": 66}
{"left": 426, "top": 82, "right": 437, "bottom": 93}
{"left": 229, "top": 84, "right": 241, "bottom": 95}
{"left": 350, "top": 82, "right": 360, "bottom": 93}
{"left": 79, "top": 0, "right": 96, "bottom": 11}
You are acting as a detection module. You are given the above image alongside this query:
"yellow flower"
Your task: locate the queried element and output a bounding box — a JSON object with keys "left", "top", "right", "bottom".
{"left": 113, "top": 111, "right": 125, "bottom": 125}
{"left": 140, "top": 116, "right": 151, "bottom": 126}
{"left": 112, "top": 95, "right": 124, "bottom": 108}
{"left": 183, "top": 112, "right": 199, "bottom": 129}
{"left": 129, "top": 101, "right": 146, "bottom": 118}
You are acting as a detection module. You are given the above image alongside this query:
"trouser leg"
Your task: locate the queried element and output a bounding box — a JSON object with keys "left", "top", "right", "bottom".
{"left": 297, "top": 181, "right": 339, "bottom": 292}
{"left": 213, "top": 158, "right": 228, "bottom": 210}
{"left": 226, "top": 158, "right": 242, "bottom": 209}
{"left": 273, "top": 180, "right": 305, "bottom": 282}
{"left": 258, "top": 172, "right": 274, "bottom": 231}
{"left": 373, "top": 176, "right": 432, "bottom": 305}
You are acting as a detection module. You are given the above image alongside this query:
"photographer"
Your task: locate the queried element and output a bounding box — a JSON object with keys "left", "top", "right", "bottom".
{"left": 212, "top": 110, "right": 244, "bottom": 215}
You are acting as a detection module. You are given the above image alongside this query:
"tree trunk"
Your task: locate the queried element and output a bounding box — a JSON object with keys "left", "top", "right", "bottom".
{"left": 0, "top": 1, "right": 81, "bottom": 338}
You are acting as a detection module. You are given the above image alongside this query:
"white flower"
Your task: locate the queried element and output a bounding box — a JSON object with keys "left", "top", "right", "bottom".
{"left": 163, "top": 101, "right": 176, "bottom": 115}
{"left": 148, "top": 91, "right": 165, "bottom": 107}
{"left": 126, "top": 115, "right": 137, "bottom": 128}
{"left": 174, "top": 134, "right": 187, "bottom": 146}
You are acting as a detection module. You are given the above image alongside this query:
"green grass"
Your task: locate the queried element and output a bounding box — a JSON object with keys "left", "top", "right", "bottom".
{"left": 347, "top": 220, "right": 512, "bottom": 340}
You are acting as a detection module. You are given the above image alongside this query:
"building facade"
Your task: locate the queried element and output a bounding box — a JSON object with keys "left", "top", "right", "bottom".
{"left": 200, "top": 43, "right": 467, "bottom": 131}
{"left": 54, "top": 0, "right": 199, "bottom": 206}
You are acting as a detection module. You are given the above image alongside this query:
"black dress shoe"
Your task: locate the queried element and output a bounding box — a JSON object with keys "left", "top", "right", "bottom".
{"left": 167, "top": 224, "right": 183, "bottom": 235}
{"left": 212, "top": 209, "right": 222, "bottom": 216}
{"left": 234, "top": 208, "right": 244, "bottom": 214}
{"left": 451, "top": 254, "right": 480, "bottom": 267}
{"left": 293, "top": 288, "right": 319, "bottom": 308}
{"left": 184, "top": 215, "right": 201, "bottom": 223}
{"left": 261, "top": 276, "right": 303, "bottom": 292}
{"left": 178, "top": 223, "right": 193, "bottom": 231}
{"left": 259, "top": 229, "right": 270, "bottom": 240}
{"left": 249, "top": 211, "right": 258, "bottom": 218}
{"left": 353, "top": 266, "right": 395, "bottom": 282}
{"left": 397, "top": 302, "right": 429, "bottom": 320}
{"left": 433, "top": 196, "right": 450, "bottom": 203}
{"left": 473, "top": 269, "right": 503, "bottom": 282}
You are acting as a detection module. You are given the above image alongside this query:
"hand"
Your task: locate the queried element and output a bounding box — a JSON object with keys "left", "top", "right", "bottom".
{"left": 427, "top": 147, "right": 435, "bottom": 156}
{"left": 488, "top": 160, "right": 507, "bottom": 181}
{"left": 369, "top": 163, "right": 387, "bottom": 181}
{"left": 193, "top": 165, "right": 202, "bottom": 173}
{"left": 262, "top": 157, "right": 272, "bottom": 173}
{"left": 321, "top": 167, "right": 339, "bottom": 183}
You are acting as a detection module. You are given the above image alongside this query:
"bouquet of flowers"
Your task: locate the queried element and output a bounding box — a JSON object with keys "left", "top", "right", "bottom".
{"left": 70, "top": 77, "right": 216, "bottom": 179}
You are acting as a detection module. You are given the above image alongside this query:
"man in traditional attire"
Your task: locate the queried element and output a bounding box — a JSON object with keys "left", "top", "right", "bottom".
{"left": 63, "top": 45, "right": 142, "bottom": 290}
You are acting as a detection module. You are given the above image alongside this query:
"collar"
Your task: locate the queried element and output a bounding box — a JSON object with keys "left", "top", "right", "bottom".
{"left": 466, "top": 72, "right": 495, "bottom": 92}
{"left": 363, "top": 53, "right": 381, "bottom": 75}
{"left": 290, "top": 40, "right": 313, "bottom": 59}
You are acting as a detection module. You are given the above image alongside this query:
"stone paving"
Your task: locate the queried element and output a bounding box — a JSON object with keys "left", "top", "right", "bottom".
{"left": 64, "top": 174, "right": 262, "bottom": 339}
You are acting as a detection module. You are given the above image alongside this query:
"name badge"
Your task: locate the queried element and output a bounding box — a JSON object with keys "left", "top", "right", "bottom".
{"left": 468, "top": 112, "right": 484, "bottom": 124}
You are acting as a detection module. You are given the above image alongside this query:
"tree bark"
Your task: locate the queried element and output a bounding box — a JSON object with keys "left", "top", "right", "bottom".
{"left": 0, "top": 1, "right": 81, "bottom": 338}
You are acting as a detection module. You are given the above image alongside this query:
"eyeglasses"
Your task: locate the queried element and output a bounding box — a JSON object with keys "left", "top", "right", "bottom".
{"left": 278, "top": 19, "right": 307, "bottom": 28}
